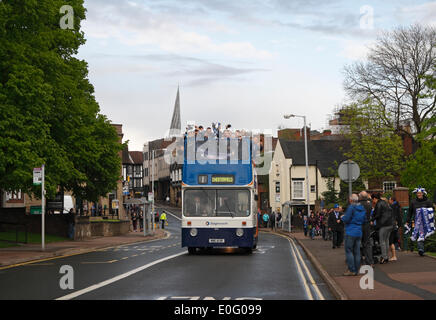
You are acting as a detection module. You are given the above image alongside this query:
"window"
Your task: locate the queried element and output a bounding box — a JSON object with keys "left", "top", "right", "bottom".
{"left": 183, "top": 189, "right": 250, "bottom": 217}
{"left": 383, "top": 181, "right": 396, "bottom": 193}
{"left": 134, "top": 178, "right": 143, "bottom": 188}
{"left": 292, "top": 180, "right": 304, "bottom": 199}
{"left": 275, "top": 181, "right": 280, "bottom": 193}
{"left": 311, "top": 185, "right": 316, "bottom": 193}
{"left": 6, "top": 190, "right": 22, "bottom": 201}
{"left": 134, "top": 165, "right": 142, "bottom": 177}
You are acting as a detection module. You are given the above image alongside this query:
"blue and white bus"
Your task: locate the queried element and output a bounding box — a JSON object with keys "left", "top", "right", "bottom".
{"left": 181, "top": 135, "right": 259, "bottom": 254}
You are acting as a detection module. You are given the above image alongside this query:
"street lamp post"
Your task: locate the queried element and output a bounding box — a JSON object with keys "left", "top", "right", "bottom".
{"left": 151, "top": 148, "right": 167, "bottom": 232}
{"left": 284, "top": 114, "right": 311, "bottom": 227}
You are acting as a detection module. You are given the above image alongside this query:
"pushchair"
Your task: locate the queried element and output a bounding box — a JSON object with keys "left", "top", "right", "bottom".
{"left": 361, "top": 229, "right": 382, "bottom": 264}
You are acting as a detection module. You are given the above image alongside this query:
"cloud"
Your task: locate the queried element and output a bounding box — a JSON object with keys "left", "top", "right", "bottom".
{"left": 83, "top": 52, "right": 269, "bottom": 86}
{"left": 82, "top": 0, "right": 272, "bottom": 60}
{"left": 395, "top": 2, "right": 436, "bottom": 26}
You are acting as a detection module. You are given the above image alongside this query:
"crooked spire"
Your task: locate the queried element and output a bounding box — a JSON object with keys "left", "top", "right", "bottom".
{"left": 169, "top": 86, "right": 181, "bottom": 136}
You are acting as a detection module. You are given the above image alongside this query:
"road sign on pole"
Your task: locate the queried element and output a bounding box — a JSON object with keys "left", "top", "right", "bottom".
{"left": 338, "top": 160, "right": 360, "bottom": 200}
{"left": 33, "top": 167, "right": 43, "bottom": 186}
{"left": 34, "top": 165, "right": 46, "bottom": 251}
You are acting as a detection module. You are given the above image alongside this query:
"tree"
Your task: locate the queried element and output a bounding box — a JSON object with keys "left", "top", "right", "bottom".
{"left": 401, "top": 110, "right": 436, "bottom": 198}
{"left": 344, "top": 24, "right": 436, "bottom": 138}
{"left": 321, "top": 176, "right": 339, "bottom": 207}
{"left": 0, "top": 0, "right": 123, "bottom": 201}
{"left": 339, "top": 101, "right": 405, "bottom": 187}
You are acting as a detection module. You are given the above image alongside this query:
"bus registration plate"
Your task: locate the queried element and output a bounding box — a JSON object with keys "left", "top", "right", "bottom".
{"left": 209, "top": 239, "right": 225, "bottom": 244}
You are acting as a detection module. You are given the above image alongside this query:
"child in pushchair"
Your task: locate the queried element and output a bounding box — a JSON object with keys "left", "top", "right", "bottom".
{"left": 361, "top": 228, "right": 382, "bottom": 264}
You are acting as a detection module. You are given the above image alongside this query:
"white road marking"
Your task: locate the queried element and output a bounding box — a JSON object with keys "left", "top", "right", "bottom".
{"left": 56, "top": 251, "right": 186, "bottom": 300}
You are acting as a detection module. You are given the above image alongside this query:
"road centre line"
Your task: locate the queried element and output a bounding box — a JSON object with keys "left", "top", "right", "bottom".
{"left": 56, "top": 251, "right": 187, "bottom": 300}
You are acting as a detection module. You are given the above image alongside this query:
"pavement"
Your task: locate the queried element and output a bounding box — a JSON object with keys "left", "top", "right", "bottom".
{"left": 276, "top": 229, "right": 436, "bottom": 300}
{"left": 0, "top": 228, "right": 167, "bottom": 269}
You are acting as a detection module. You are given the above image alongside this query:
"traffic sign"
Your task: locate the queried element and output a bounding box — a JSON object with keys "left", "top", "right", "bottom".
{"left": 338, "top": 160, "right": 360, "bottom": 183}
{"left": 33, "top": 167, "right": 43, "bottom": 185}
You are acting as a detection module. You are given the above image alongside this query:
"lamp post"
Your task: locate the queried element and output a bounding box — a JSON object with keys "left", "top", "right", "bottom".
{"left": 151, "top": 148, "right": 167, "bottom": 231}
{"left": 284, "top": 114, "right": 311, "bottom": 226}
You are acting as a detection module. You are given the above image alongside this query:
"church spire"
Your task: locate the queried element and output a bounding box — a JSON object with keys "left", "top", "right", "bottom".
{"left": 169, "top": 86, "right": 181, "bottom": 136}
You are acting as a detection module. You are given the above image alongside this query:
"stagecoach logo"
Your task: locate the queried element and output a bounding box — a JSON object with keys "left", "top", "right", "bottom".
{"left": 205, "top": 221, "right": 228, "bottom": 226}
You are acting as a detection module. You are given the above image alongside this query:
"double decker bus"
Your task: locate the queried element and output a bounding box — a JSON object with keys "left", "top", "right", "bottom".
{"left": 181, "top": 134, "right": 259, "bottom": 254}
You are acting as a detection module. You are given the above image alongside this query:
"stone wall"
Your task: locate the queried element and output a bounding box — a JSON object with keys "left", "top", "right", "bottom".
{"left": 0, "top": 208, "right": 130, "bottom": 240}
{"left": 74, "top": 217, "right": 130, "bottom": 240}
{"left": 0, "top": 208, "right": 69, "bottom": 238}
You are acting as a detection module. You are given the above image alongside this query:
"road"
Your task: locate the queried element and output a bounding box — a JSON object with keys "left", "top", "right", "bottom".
{"left": 0, "top": 206, "right": 334, "bottom": 300}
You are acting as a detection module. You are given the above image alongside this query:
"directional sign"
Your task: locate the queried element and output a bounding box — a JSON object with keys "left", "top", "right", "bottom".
{"left": 338, "top": 160, "right": 360, "bottom": 183}
{"left": 33, "top": 167, "right": 43, "bottom": 185}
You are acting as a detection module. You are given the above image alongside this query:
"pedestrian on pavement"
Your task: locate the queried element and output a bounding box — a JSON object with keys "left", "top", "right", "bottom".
{"left": 262, "top": 212, "right": 269, "bottom": 228}
{"left": 270, "top": 211, "right": 276, "bottom": 230}
{"left": 303, "top": 215, "right": 308, "bottom": 236}
{"left": 320, "top": 209, "right": 327, "bottom": 240}
{"left": 277, "top": 211, "right": 282, "bottom": 229}
{"left": 67, "top": 208, "right": 75, "bottom": 239}
{"left": 138, "top": 209, "right": 143, "bottom": 232}
{"left": 359, "top": 191, "right": 374, "bottom": 267}
{"left": 406, "top": 187, "right": 435, "bottom": 257}
{"left": 131, "top": 211, "right": 138, "bottom": 232}
{"left": 388, "top": 196, "right": 402, "bottom": 261}
{"left": 342, "top": 194, "right": 367, "bottom": 276}
{"left": 160, "top": 210, "right": 167, "bottom": 229}
{"left": 308, "top": 212, "right": 318, "bottom": 240}
{"left": 155, "top": 209, "right": 160, "bottom": 228}
{"left": 372, "top": 193, "right": 394, "bottom": 264}
{"left": 328, "top": 204, "right": 344, "bottom": 248}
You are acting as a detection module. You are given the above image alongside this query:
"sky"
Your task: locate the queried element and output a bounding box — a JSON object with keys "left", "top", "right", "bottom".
{"left": 77, "top": 0, "right": 436, "bottom": 150}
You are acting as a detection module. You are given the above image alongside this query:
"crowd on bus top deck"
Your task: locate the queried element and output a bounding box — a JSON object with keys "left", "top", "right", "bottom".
{"left": 185, "top": 123, "right": 259, "bottom": 141}
{"left": 183, "top": 123, "right": 263, "bottom": 158}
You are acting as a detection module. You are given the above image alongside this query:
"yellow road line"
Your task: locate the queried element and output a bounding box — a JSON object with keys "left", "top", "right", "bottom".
{"left": 288, "top": 237, "right": 313, "bottom": 300}
{"left": 275, "top": 232, "right": 325, "bottom": 300}
{"left": 289, "top": 237, "right": 325, "bottom": 300}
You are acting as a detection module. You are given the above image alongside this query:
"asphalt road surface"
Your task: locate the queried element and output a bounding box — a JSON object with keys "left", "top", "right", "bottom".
{"left": 0, "top": 207, "right": 334, "bottom": 300}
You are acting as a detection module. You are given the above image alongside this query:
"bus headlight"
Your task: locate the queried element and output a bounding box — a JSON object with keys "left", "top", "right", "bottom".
{"left": 236, "top": 228, "right": 244, "bottom": 237}
{"left": 190, "top": 228, "right": 198, "bottom": 237}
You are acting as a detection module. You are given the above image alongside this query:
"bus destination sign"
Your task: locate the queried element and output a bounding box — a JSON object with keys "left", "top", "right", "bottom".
{"left": 211, "top": 175, "right": 235, "bottom": 184}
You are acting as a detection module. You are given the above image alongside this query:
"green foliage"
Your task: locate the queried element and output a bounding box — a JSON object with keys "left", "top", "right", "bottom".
{"left": 0, "top": 1, "right": 123, "bottom": 201}
{"left": 338, "top": 176, "right": 366, "bottom": 206}
{"left": 321, "top": 176, "right": 339, "bottom": 207}
{"left": 340, "top": 101, "right": 405, "bottom": 186}
{"left": 401, "top": 114, "right": 436, "bottom": 197}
